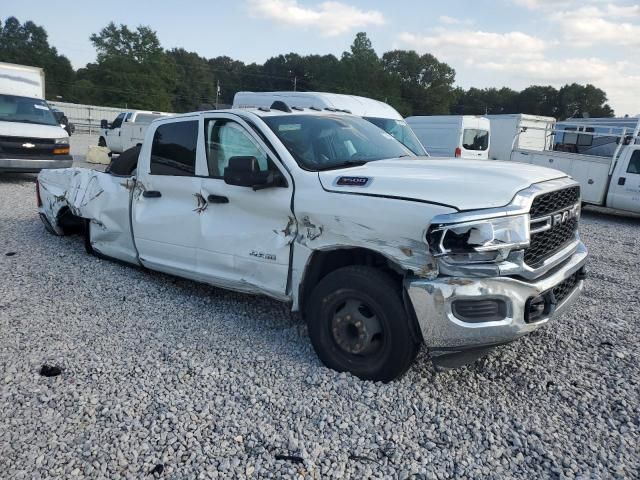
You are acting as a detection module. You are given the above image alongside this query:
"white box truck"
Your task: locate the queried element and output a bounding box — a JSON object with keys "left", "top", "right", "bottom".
{"left": 0, "top": 62, "right": 72, "bottom": 173}
{"left": 233, "top": 91, "right": 428, "bottom": 156}
{"left": 485, "top": 114, "right": 556, "bottom": 161}
{"left": 405, "top": 115, "right": 490, "bottom": 159}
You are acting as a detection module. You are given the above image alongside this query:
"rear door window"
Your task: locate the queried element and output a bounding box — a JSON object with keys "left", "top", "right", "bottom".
{"left": 462, "top": 129, "right": 489, "bottom": 151}
{"left": 150, "top": 120, "right": 198, "bottom": 176}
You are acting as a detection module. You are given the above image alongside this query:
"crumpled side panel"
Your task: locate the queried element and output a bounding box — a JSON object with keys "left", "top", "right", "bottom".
{"left": 38, "top": 168, "right": 138, "bottom": 264}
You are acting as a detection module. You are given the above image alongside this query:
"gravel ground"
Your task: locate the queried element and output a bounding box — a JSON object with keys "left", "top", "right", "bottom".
{"left": 0, "top": 174, "right": 638, "bottom": 479}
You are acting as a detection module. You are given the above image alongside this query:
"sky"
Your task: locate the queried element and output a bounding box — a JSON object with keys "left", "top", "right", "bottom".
{"left": 6, "top": 0, "right": 640, "bottom": 115}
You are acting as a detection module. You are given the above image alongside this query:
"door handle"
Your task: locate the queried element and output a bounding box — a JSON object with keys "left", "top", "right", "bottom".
{"left": 207, "top": 194, "right": 229, "bottom": 204}
{"left": 618, "top": 177, "right": 626, "bottom": 186}
{"left": 143, "top": 190, "right": 162, "bottom": 198}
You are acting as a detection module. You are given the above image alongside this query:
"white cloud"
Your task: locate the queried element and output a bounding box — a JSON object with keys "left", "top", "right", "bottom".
{"left": 557, "top": 16, "right": 640, "bottom": 46}
{"left": 478, "top": 58, "right": 640, "bottom": 115}
{"left": 397, "top": 30, "right": 547, "bottom": 62}
{"left": 549, "top": 5, "right": 640, "bottom": 46}
{"left": 247, "top": 0, "right": 385, "bottom": 36}
{"left": 438, "top": 15, "right": 475, "bottom": 26}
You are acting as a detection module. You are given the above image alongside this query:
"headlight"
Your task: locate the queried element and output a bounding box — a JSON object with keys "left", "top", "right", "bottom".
{"left": 427, "top": 214, "right": 530, "bottom": 264}
{"left": 54, "top": 137, "right": 69, "bottom": 145}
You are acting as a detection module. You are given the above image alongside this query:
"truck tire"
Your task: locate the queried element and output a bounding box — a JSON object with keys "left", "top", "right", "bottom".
{"left": 306, "top": 265, "right": 420, "bottom": 382}
{"left": 98, "top": 137, "right": 106, "bottom": 147}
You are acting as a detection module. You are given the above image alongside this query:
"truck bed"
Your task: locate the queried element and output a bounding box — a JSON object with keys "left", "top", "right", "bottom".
{"left": 511, "top": 148, "right": 612, "bottom": 205}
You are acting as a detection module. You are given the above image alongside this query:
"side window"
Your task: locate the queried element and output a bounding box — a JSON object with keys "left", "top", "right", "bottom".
{"left": 205, "top": 119, "right": 269, "bottom": 177}
{"left": 627, "top": 150, "right": 640, "bottom": 174}
{"left": 111, "top": 113, "right": 125, "bottom": 129}
{"left": 150, "top": 120, "right": 198, "bottom": 176}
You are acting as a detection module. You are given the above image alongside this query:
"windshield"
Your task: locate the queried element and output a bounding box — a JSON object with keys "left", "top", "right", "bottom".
{"left": 263, "top": 114, "right": 413, "bottom": 171}
{"left": 0, "top": 94, "right": 58, "bottom": 126}
{"left": 462, "top": 129, "right": 489, "bottom": 151}
{"left": 364, "top": 116, "right": 428, "bottom": 156}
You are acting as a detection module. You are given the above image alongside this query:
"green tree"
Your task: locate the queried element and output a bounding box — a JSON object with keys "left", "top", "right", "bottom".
{"left": 382, "top": 50, "right": 456, "bottom": 115}
{"left": 0, "top": 16, "right": 75, "bottom": 100}
{"left": 515, "top": 85, "right": 559, "bottom": 117}
{"left": 168, "top": 48, "right": 216, "bottom": 112}
{"left": 80, "top": 22, "right": 176, "bottom": 110}
{"left": 452, "top": 87, "right": 518, "bottom": 115}
{"left": 556, "top": 83, "right": 614, "bottom": 119}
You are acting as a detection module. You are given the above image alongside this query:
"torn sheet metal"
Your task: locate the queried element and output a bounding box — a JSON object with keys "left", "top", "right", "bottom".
{"left": 38, "top": 168, "right": 138, "bottom": 264}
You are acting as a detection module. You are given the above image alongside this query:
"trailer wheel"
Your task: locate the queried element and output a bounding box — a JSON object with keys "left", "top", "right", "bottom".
{"left": 306, "top": 265, "right": 420, "bottom": 382}
{"left": 98, "top": 137, "right": 106, "bottom": 147}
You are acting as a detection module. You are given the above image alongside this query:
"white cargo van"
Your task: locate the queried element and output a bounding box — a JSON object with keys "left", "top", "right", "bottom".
{"left": 405, "top": 116, "right": 490, "bottom": 159}
{"left": 233, "top": 91, "right": 428, "bottom": 156}
{"left": 485, "top": 114, "right": 555, "bottom": 161}
{"left": 0, "top": 62, "right": 72, "bottom": 173}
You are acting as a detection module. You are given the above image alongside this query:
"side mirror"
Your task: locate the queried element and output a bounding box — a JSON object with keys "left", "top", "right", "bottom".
{"left": 223, "top": 156, "right": 286, "bottom": 190}
{"left": 100, "top": 119, "right": 109, "bottom": 129}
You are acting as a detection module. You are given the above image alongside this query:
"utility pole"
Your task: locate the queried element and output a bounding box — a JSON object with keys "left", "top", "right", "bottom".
{"left": 293, "top": 76, "right": 297, "bottom": 92}
{"left": 215, "top": 80, "right": 220, "bottom": 109}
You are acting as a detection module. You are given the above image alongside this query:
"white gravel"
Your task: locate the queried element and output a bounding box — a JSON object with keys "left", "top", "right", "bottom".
{"left": 0, "top": 174, "right": 638, "bottom": 479}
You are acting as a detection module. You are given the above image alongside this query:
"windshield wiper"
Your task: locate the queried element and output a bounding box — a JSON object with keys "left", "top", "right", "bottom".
{"left": 315, "top": 160, "right": 369, "bottom": 171}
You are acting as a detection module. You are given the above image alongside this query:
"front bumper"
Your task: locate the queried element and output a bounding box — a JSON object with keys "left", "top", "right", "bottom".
{"left": 405, "top": 241, "right": 588, "bottom": 351}
{"left": 0, "top": 155, "right": 73, "bottom": 173}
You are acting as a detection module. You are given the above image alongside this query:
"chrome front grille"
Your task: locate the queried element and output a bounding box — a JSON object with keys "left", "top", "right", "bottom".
{"left": 525, "top": 187, "right": 581, "bottom": 268}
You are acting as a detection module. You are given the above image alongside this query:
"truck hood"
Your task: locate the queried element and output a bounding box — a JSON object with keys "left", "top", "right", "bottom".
{"left": 318, "top": 158, "right": 567, "bottom": 211}
{"left": 0, "top": 121, "right": 68, "bottom": 139}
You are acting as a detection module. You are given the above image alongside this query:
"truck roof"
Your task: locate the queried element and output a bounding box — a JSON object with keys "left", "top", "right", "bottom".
{"left": 152, "top": 107, "right": 357, "bottom": 122}
{"left": 233, "top": 91, "right": 404, "bottom": 120}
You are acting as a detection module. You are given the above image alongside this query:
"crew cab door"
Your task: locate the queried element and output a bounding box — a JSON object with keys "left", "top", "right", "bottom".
{"left": 197, "top": 114, "right": 294, "bottom": 299}
{"left": 131, "top": 118, "right": 202, "bottom": 277}
{"left": 105, "top": 112, "right": 126, "bottom": 152}
{"left": 608, "top": 147, "right": 640, "bottom": 213}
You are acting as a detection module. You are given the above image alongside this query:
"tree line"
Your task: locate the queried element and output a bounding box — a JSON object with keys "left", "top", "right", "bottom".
{"left": 0, "top": 16, "right": 615, "bottom": 119}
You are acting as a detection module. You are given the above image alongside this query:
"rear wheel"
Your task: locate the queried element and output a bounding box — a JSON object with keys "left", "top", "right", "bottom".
{"left": 306, "top": 266, "right": 420, "bottom": 382}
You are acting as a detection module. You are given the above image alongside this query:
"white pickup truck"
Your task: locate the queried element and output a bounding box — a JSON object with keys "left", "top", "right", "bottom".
{"left": 37, "top": 107, "right": 588, "bottom": 381}
{"left": 98, "top": 110, "right": 173, "bottom": 154}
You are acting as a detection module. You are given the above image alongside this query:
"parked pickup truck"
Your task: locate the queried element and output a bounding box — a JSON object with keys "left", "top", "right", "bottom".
{"left": 509, "top": 119, "right": 640, "bottom": 214}
{"left": 98, "top": 110, "right": 173, "bottom": 154}
{"left": 37, "top": 106, "right": 588, "bottom": 381}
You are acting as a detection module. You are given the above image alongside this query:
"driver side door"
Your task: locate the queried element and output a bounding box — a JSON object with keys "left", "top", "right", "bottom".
{"left": 196, "top": 114, "right": 294, "bottom": 300}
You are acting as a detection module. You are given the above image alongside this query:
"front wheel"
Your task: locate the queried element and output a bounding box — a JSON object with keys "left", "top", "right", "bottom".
{"left": 306, "top": 266, "right": 420, "bottom": 382}
{"left": 98, "top": 137, "right": 106, "bottom": 147}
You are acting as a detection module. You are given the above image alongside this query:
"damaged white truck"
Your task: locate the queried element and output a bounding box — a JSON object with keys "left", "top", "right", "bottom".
{"left": 37, "top": 107, "right": 588, "bottom": 381}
